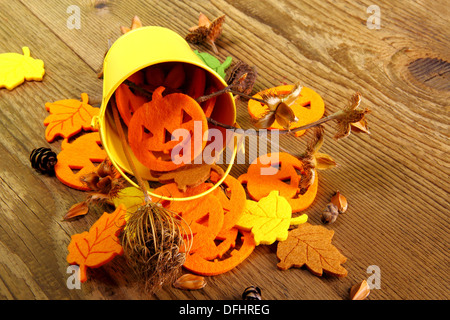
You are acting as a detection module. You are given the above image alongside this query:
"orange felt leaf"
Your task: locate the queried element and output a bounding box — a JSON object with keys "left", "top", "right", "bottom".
{"left": 128, "top": 86, "right": 208, "bottom": 172}
{"left": 55, "top": 132, "right": 107, "bottom": 190}
{"left": 248, "top": 86, "right": 325, "bottom": 137}
{"left": 44, "top": 93, "right": 99, "bottom": 142}
{"left": 182, "top": 228, "right": 255, "bottom": 276}
{"left": 276, "top": 222, "right": 348, "bottom": 277}
{"left": 67, "top": 204, "right": 127, "bottom": 282}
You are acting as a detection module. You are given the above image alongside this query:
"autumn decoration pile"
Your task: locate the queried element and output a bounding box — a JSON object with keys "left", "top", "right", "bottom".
{"left": 21, "top": 14, "right": 372, "bottom": 298}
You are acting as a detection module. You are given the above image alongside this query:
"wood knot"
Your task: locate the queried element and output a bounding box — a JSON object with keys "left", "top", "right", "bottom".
{"left": 408, "top": 58, "right": 450, "bottom": 91}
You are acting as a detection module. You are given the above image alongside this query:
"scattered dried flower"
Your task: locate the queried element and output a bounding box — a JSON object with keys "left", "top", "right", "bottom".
{"left": 330, "top": 190, "right": 348, "bottom": 214}
{"left": 298, "top": 126, "right": 338, "bottom": 193}
{"left": 186, "top": 13, "right": 225, "bottom": 54}
{"left": 173, "top": 273, "right": 207, "bottom": 290}
{"left": 334, "top": 92, "right": 371, "bottom": 140}
{"left": 350, "top": 280, "right": 371, "bottom": 300}
{"left": 225, "top": 60, "right": 258, "bottom": 97}
{"left": 63, "top": 159, "right": 127, "bottom": 220}
{"left": 254, "top": 82, "right": 302, "bottom": 130}
{"left": 321, "top": 203, "right": 339, "bottom": 224}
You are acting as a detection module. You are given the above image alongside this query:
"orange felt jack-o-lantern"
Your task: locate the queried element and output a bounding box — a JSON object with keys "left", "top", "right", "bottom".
{"left": 238, "top": 152, "right": 319, "bottom": 212}
{"left": 128, "top": 86, "right": 208, "bottom": 172}
{"left": 238, "top": 152, "right": 302, "bottom": 200}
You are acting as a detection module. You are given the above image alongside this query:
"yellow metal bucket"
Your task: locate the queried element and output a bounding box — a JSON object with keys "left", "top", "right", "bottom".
{"left": 95, "top": 26, "right": 237, "bottom": 201}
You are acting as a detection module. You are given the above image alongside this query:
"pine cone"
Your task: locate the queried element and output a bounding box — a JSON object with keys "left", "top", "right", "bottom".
{"left": 30, "top": 147, "right": 57, "bottom": 174}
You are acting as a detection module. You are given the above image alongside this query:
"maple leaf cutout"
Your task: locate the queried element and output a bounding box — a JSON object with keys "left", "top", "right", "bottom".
{"left": 0, "top": 47, "right": 45, "bottom": 90}
{"left": 277, "top": 222, "right": 348, "bottom": 277}
{"left": 186, "top": 13, "right": 225, "bottom": 54}
{"left": 66, "top": 204, "right": 127, "bottom": 282}
{"left": 236, "top": 190, "right": 308, "bottom": 245}
{"left": 44, "top": 93, "right": 99, "bottom": 142}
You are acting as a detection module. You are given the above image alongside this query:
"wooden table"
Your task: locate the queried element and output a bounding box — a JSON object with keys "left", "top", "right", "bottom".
{"left": 0, "top": 0, "right": 448, "bottom": 300}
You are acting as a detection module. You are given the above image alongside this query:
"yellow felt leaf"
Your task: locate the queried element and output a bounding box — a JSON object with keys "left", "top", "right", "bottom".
{"left": 113, "top": 187, "right": 146, "bottom": 216}
{"left": 236, "top": 190, "right": 308, "bottom": 245}
{"left": 0, "top": 47, "right": 45, "bottom": 90}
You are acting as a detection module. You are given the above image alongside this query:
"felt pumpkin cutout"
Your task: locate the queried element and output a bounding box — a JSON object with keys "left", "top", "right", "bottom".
{"left": 238, "top": 152, "right": 319, "bottom": 213}
{"left": 55, "top": 132, "right": 107, "bottom": 190}
{"left": 238, "top": 152, "right": 303, "bottom": 201}
{"left": 248, "top": 85, "right": 325, "bottom": 137}
{"left": 209, "top": 171, "right": 247, "bottom": 234}
{"left": 182, "top": 228, "right": 256, "bottom": 276}
{"left": 169, "top": 194, "right": 224, "bottom": 253}
{"left": 127, "top": 86, "right": 208, "bottom": 172}
{"left": 115, "top": 72, "right": 148, "bottom": 126}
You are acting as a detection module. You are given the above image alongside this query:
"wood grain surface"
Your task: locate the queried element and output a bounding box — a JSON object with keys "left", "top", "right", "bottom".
{"left": 0, "top": 0, "right": 448, "bottom": 300}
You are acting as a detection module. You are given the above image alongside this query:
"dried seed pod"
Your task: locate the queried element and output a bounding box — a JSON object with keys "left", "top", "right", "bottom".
{"left": 173, "top": 273, "right": 207, "bottom": 290}
{"left": 242, "top": 286, "right": 262, "bottom": 300}
{"left": 350, "top": 280, "right": 370, "bottom": 300}
{"left": 321, "top": 203, "right": 339, "bottom": 224}
{"left": 330, "top": 190, "right": 348, "bottom": 214}
{"left": 30, "top": 147, "right": 57, "bottom": 174}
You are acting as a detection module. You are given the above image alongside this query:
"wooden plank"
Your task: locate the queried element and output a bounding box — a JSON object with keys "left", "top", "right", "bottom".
{"left": 0, "top": 0, "right": 448, "bottom": 300}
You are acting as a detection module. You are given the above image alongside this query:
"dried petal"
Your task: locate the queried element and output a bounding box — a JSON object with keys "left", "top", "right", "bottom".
{"left": 314, "top": 152, "right": 338, "bottom": 170}
{"left": 351, "top": 118, "right": 370, "bottom": 134}
{"left": 330, "top": 190, "right": 348, "bottom": 214}
{"left": 275, "top": 102, "right": 298, "bottom": 130}
{"left": 173, "top": 273, "right": 207, "bottom": 290}
{"left": 80, "top": 172, "right": 100, "bottom": 191}
{"left": 253, "top": 111, "right": 276, "bottom": 129}
{"left": 64, "top": 201, "right": 89, "bottom": 220}
{"left": 350, "top": 280, "right": 370, "bottom": 300}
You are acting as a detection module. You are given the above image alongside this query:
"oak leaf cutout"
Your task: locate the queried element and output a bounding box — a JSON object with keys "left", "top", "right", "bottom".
{"left": 44, "top": 93, "right": 99, "bottom": 142}
{"left": 236, "top": 190, "right": 308, "bottom": 245}
{"left": 276, "top": 222, "right": 348, "bottom": 277}
{"left": 44, "top": 93, "right": 100, "bottom": 142}
{"left": 0, "top": 47, "right": 45, "bottom": 90}
{"left": 66, "top": 204, "right": 127, "bottom": 282}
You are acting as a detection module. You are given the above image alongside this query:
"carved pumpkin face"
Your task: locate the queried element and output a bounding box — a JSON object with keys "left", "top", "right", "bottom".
{"left": 238, "top": 152, "right": 303, "bottom": 201}
{"left": 128, "top": 86, "right": 208, "bottom": 172}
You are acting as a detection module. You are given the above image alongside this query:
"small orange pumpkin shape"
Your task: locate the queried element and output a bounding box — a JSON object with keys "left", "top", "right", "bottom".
{"left": 128, "top": 86, "right": 208, "bottom": 172}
